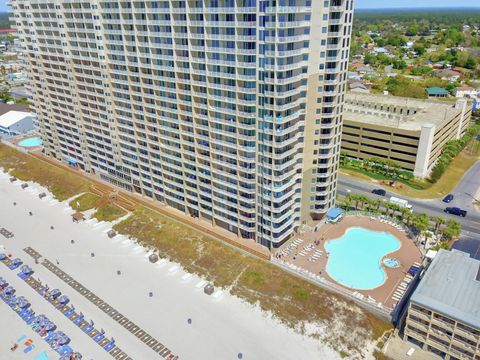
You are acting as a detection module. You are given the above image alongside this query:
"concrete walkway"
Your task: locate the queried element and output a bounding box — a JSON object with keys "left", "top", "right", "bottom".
{"left": 383, "top": 334, "right": 438, "bottom": 360}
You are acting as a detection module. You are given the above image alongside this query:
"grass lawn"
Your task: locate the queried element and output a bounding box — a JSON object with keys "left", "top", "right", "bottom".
{"left": 93, "top": 203, "right": 127, "bottom": 222}
{"left": 342, "top": 146, "right": 480, "bottom": 199}
{"left": 340, "top": 164, "right": 427, "bottom": 190}
{"left": 69, "top": 193, "right": 100, "bottom": 211}
{"left": 0, "top": 144, "right": 91, "bottom": 200}
{"left": 114, "top": 207, "right": 391, "bottom": 355}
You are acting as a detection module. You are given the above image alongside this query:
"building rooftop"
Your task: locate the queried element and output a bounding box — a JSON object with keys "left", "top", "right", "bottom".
{"left": 411, "top": 249, "right": 480, "bottom": 329}
{"left": 456, "top": 85, "right": 475, "bottom": 92}
{"left": 344, "top": 92, "right": 463, "bottom": 131}
{"left": 426, "top": 87, "right": 449, "bottom": 96}
{"left": 0, "top": 103, "right": 29, "bottom": 116}
{"left": 0, "top": 110, "right": 33, "bottom": 128}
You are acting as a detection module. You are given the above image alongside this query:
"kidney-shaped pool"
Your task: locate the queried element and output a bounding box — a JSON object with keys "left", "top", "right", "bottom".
{"left": 325, "top": 227, "right": 400, "bottom": 290}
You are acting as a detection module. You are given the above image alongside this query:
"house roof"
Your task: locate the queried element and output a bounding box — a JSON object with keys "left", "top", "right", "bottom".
{"left": 326, "top": 208, "right": 343, "bottom": 220}
{"left": 411, "top": 249, "right": 480, "bottom": 329}
{"left": 0, "top": 103, "right": 29, "bottom": 116}
{"left": 426, "top": 87, "right": 449, "bottom": 96}
{"left": 435, "top": 69, "right": 461, "bottom": 78}
{"left": 0, "top": 110, "right": 33, "bottom": 128}
{"left": 456, "top": 85, "right": 474, "bottom": 92}
{"left": 349, "top": 82, "right": 368, "bottom": 90}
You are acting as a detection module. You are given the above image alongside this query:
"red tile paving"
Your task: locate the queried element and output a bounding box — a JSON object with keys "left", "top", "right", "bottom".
{"left": 275, "top": 215, "right": 423, "bottom": 310}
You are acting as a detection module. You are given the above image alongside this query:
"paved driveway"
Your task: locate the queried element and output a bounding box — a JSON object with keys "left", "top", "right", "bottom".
{"left": 448, "top": 160, "right": 480, "bottom": 215}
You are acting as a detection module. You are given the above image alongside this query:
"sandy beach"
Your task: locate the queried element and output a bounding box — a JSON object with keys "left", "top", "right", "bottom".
{"left": 0, "top": 169, "right": 341, "bottom": 360}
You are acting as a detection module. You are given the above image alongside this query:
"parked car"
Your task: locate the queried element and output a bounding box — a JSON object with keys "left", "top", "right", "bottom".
{"left": 444, "top": 207, "right": 467, "bottom": 217}
{"left": 372, "top": 188, "right": 386, "bottom": 196}
{"left": 442, "top": 194, "right": 454, "bottom": 203}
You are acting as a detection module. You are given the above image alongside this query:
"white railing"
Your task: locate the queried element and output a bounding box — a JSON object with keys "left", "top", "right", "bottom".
{"left": 272, "top": 258, "right": 393, "bottom": 321}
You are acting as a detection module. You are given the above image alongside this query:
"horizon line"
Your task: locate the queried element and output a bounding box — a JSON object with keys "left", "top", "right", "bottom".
{"left": 355, "top": 6, "right": 480, "bottom": 9}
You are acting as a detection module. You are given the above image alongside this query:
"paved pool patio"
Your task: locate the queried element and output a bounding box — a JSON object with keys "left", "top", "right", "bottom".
{"left": 276, "top": 215, "right": 423, "bottom": 311}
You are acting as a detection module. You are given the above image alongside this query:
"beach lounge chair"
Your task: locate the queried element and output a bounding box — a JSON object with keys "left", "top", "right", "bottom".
{"left": 93, "top": 332, "right": 105, "bottom": 343}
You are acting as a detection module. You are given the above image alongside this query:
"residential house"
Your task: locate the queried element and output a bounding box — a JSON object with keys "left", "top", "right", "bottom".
{"left": 435, "top": 69, "right": 461, "bottom": 82}
{"left": 455, "top": 85, "right": 478, "bottom": 99}
{"left": 426, "top": 87, "right": 449, "bottom": 98}
{"left": 348, "top": 81, "right": 369, "bottom": 93}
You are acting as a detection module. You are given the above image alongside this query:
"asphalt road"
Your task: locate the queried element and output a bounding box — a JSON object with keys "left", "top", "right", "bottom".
{"left": 337, "top": 163, "right": 480, "bottom": 234}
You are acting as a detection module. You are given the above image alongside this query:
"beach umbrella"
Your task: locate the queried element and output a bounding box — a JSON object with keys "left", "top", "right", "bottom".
{"left": 4, "top": 286, "right": 15, "bottom": 295}
{"left": 57, "top": 332, "right": 70, "bottom": 345}
{"left": 16, "top": 296, "right": 28, "bottom": 307}
{"left": 44, "top": 321, "right": 55, "bottom": 331}
{"left": 58, "top": 295, "right": 69, "bottom": 304}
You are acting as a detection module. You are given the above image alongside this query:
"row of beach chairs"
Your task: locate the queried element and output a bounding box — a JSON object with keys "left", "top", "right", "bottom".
{"left": 308, "top": 250, "right": 324, "bottom": 263}
{"left": 380, "top": 219, "right": 406, "bottom": 232}
{"left": 391, "top": 274, "right": 414, "bottom": 302}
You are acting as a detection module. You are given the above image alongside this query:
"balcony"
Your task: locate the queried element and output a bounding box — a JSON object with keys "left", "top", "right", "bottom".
{"left": 426, "top": 337, "right": 449, "bottom": 353}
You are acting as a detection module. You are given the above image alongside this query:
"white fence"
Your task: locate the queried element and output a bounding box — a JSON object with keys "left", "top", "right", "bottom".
{"left": 272, "top": 258, "right": 393, "bottom": 322}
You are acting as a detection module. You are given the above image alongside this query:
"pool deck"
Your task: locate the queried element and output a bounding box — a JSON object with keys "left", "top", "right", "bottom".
{"left": 7, "top": 134, "right": 42, "bottom": 150}
{"left": 276, "top": 216, "right": 423, "bottom": 310}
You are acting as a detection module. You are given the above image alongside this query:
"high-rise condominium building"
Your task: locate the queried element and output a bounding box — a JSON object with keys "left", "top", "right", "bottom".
{"left": 11, "top": 0, "right": 354, "bottom": 248}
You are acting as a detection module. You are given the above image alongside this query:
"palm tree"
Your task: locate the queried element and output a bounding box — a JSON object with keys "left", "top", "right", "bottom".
{"left": 400, "top": 207, "right": 412, "bottom": 223}
{"left": 433, "top": 216, "right": 446, "bottom": 235}
{"left": 413, "top": 213, "right": 430, "bottom": 238}
{"left": 349, "top": 194, "right": 361, "bottom": 209}
{"left": 443, "top": 220, "right": 461, "bottom": 240}
{"left": 362, "top": 158, "right": 370, "bottom": 171}
{"left": 424, "top": 231, "right": 433, "bottom": 249}
{"left": 369, "top": 199, "right": 381, "bottom": 214}
{"left": 358, "top": 195, "right": 370, "bottom": 210}
{"left": 340, "top": 150, "right": 349, "bottom": 166}
{"left": 342, "top": 197, "right": 353, "bottom": 211}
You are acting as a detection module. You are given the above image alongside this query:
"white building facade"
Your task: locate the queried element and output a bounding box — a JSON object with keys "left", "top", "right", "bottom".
{"left": 11, "top": 0, "right": 354, "bottom": 248}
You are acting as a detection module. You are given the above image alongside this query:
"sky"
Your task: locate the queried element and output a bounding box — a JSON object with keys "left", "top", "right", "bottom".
{"left": 357, "top": 0, "right": 480, "bottom": 9}
{"left": 0, "top": 0, "right": 479, "bottom": 12}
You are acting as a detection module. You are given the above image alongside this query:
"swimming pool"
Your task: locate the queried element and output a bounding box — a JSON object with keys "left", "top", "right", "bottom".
{"left": 325, "top": 227, "right": 400, "bottom": 290}
{"left": 19, "top": 137, "right": 42, "bottom": 147}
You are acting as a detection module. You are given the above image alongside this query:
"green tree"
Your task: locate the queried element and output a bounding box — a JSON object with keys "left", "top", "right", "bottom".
{"left": 443, "top": 220, "right": 461, "bottom": 240}
{"left": 433, "top": 216, "right": 446, "bottom": 235}
{"left": 432, "top": 242, "right": 450, "bottom": 251}
{"left": 342, "top": 196, "right": 353, "bottom": 211}
{"left": 412, "top": 213, "right": 430, "bottom": 235}
{"left": 340, "top": 150, "right": 349, "bottom": 166}
{"left": 406, "top": 24, "right": 420, "bottom": 36}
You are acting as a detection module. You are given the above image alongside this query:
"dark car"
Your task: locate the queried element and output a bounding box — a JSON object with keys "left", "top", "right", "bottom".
{"left": 442, "top": 194, "right": 454, "bottom": 203}
{"left": 371, "top": 189, "right": 386, "bottom": 196}
{"left": 444, "top": 207, "right": 467, "bottom": 217}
